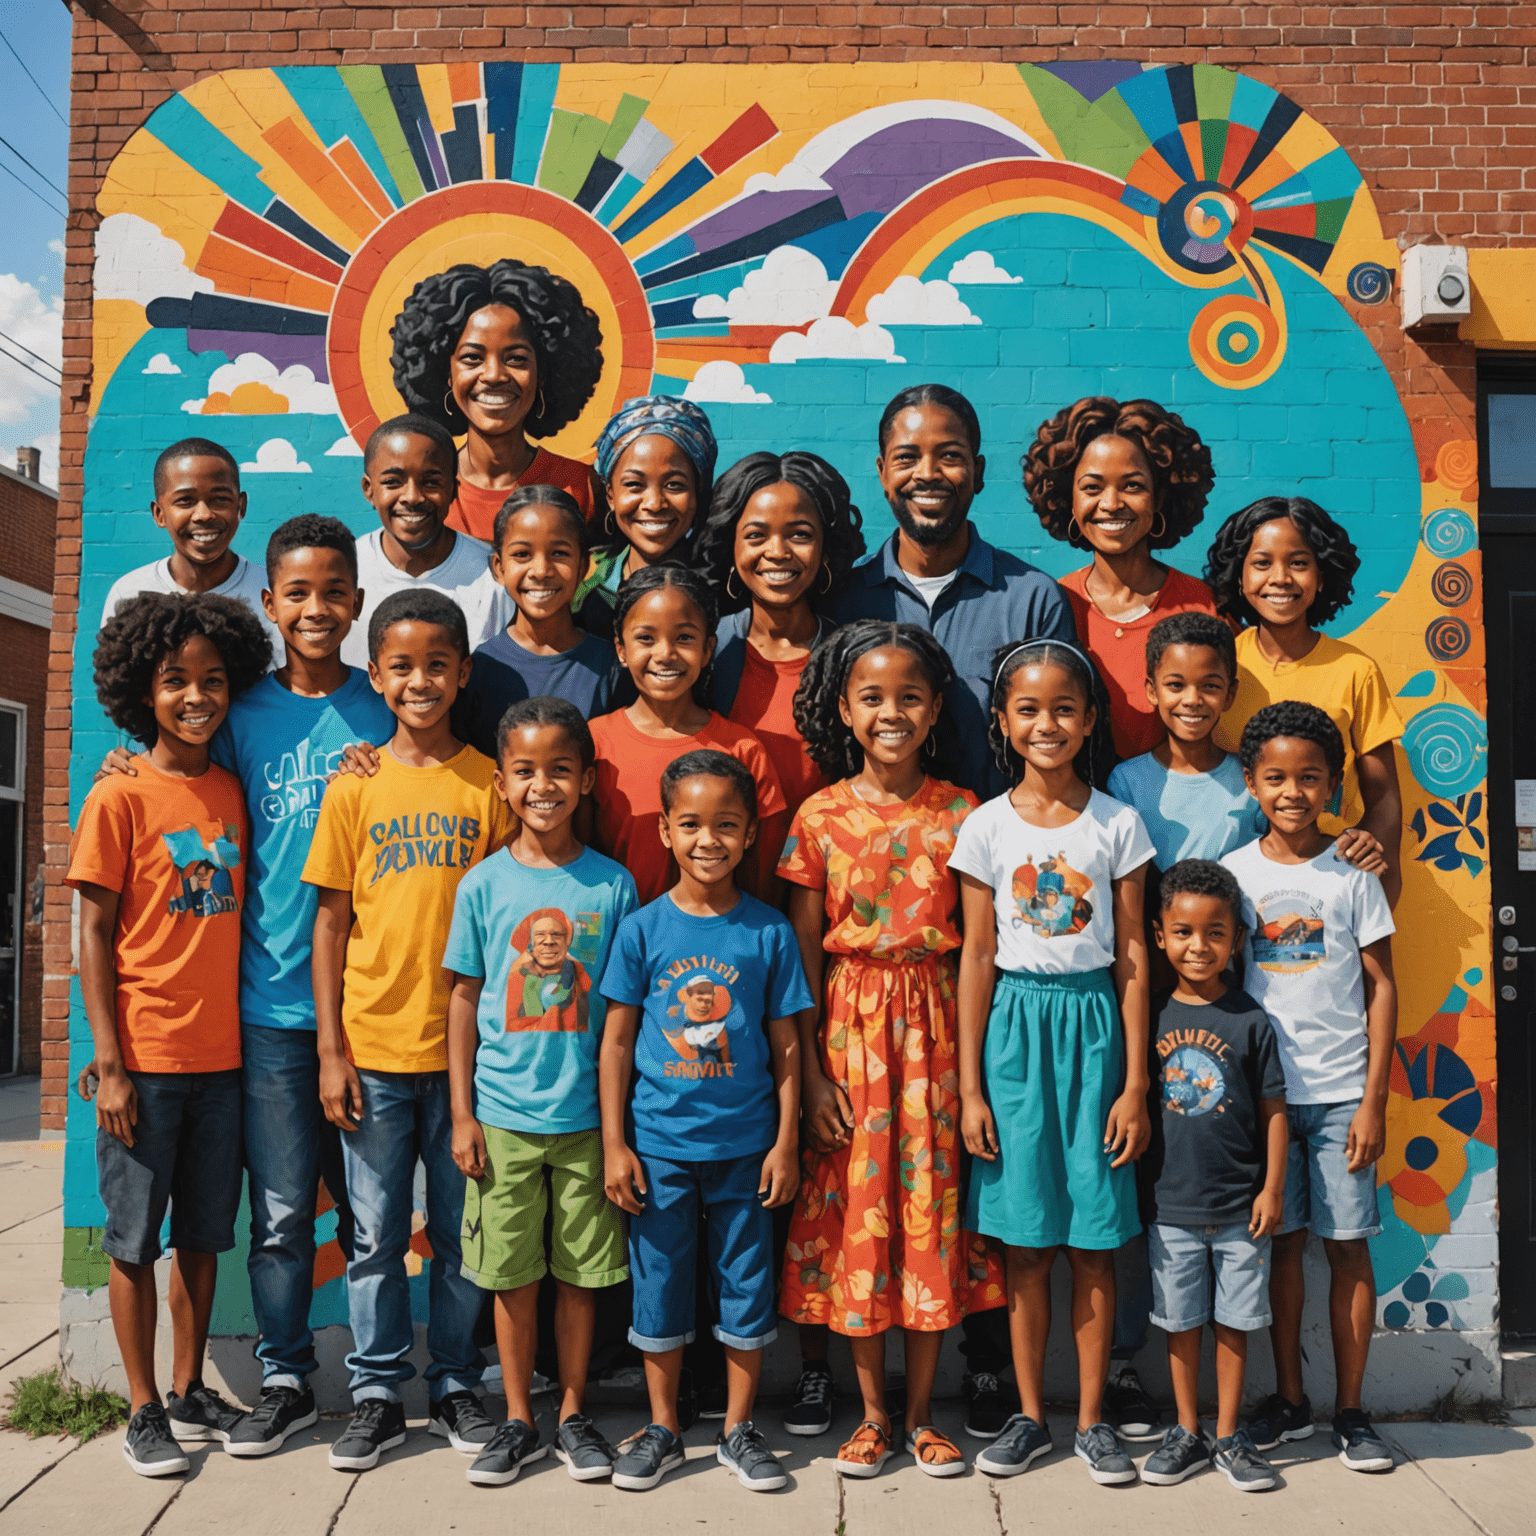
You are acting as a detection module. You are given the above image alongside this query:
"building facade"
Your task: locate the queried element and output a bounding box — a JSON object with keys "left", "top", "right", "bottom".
{"left": 49, "top": 5, "right": 1536, "bottom": 1404}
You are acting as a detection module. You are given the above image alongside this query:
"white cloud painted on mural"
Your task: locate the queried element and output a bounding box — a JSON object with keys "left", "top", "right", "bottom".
{"left": 768, "top": 316, "right": 904, "bottom": 364}
{"left": 693, "top": 245, "right": 837, "bottom": 326}
{"left": 682, "top": 360, "right": 772, "bottom": 405}
{"left": 947, "top": 250, "right": 1023, "bottom": 285}
{"left": 181, "top": 353, "right": 339, "bottom": 415}
{"left": 742, "top": 163, "right": 832, "bottom": 196}
{"left": 142, "top": 352, "right": 182, "bottom": 375}
{"left": 241, "top": 439, "right": 312, "bottom": 474}
{"left": 866, "top": 275, "right": 980, "bottom": 326}
{"left": 94, "top": 213, "right": 214, "bottom": 307}
{"left": 324, "top": 434, "right": 364, "bottom": 456}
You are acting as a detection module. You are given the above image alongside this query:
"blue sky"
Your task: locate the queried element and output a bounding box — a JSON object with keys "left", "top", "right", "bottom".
{"left": 0, "top": 3, "right": 69, "bottom": 486}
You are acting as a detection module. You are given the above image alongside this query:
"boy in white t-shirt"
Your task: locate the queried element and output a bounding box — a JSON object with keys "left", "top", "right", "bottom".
{"left": 1219, "top": 701, "right": 1397, "bottom": 1476}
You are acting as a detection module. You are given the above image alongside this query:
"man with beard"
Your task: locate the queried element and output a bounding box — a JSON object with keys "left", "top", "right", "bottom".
{"left": 836, "top": 385, "right": 1077, "bottom": 799}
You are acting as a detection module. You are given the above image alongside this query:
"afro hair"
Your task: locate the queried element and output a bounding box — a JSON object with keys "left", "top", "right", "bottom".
{"left": 1238, "top": 699, "right": 1346, "bottom": 780}
{"left": 1157, "top": 858, "right": 1244, "bottom": 925}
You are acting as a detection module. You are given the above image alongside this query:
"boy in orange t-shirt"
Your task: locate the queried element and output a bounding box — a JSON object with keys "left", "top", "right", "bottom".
{"left": 70, "top": 592, "right": 271, "bottom": 1477}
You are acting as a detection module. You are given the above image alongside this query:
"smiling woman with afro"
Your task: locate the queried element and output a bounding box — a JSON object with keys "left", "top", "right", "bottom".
{"left": 389, "top": 257, "right": 606, "bottom": 541}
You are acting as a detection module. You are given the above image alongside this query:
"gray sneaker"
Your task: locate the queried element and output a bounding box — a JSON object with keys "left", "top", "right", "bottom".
{"left": 466, "top": 1418, "right": 545, "bottom": 1486}
{"left": 555, "top": 1413, "right": 617, "bottom": 1481}
{"left": 612, "top": 1423, "right": 686, "bottom": 1491}
{"left": 1245, "top": 1392, "right": 1314, "bottom": 1450}
{"left": 1331, "top": 1409, "right": 1394, "bottom": 1472}
{"left": 165, "top": 1381, "right": 246, "bottom": 1444}
{"left": 974, "top": 1413, "right": 1052, "bottom": 1476}
{"left": 1142, "top": 1423, "right": 1210, "bottom": 1485}
{"left": 1074, "top": 1421, "right": 1138, "bottom": 1485}
{"left": 1213, "top": 1428, "right": 1278, "bottom": 1490}
{"left": 328, "top": 1398, "right": 407, "bottom": 1471}
{"left": 122, "top": 1402, "right": 190, "bottom": 1478}
{"left": 717, "top": 1420, "right": 787, "bottom": 1490}
{"left": 429, "top": 1390, "right": 498, "bottom": 1452}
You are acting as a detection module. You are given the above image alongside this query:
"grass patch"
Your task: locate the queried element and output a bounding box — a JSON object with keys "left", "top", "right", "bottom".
{"left": 4, "top": 1369, "right": 128, "bottom": 1443}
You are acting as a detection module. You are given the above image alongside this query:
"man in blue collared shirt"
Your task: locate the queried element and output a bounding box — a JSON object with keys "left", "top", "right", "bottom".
{"left": 836, "top": 384, "right": 1077, "bottom": 800}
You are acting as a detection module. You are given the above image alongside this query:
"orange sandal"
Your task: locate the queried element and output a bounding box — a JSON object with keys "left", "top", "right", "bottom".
{"left": 906, "top": 1425, "right": 966, "bottom": 1478}
{"left": 835, "top": 1419, "right": 894, "bottom": 1478}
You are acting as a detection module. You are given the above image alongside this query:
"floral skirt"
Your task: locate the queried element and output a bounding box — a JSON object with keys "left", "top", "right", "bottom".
{"left": 780, "top": 953, "right": 1005, "bottom": 1336}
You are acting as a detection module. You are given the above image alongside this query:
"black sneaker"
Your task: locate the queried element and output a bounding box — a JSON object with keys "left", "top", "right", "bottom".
{"left": 429, "top": 1390, "right": 498, "bottom": 1453}
{"left": 466, "top": 1418, "right": 545, "bottom": 1486}
{"left": 1213, "top": 1428, "right": 1278, "bottom": 1490}
{"left": 329, "top": 1398, "right": 407, "bottom": 1471}
{"left": 555, "top": 1412, "right": 617, "bottom": 1481}
{"left": 697, "top": 1376, "right": 728, "bottom": 1421}
{"left": 1103, "top": 1366, "right": 1159, "bottom": 1441}
{"left": 1244, "top": 1392, "right": 1314, "bottom": 1451}
{"left": 165, "top": 1380, "right": 246, "bottom": 1444}
{"left": 974, "top": 1413, "right": 1052, "bottom": 1476}
{"left": 122, "top": 1402, "right": 190, "bottom": 1478}
{"left": 1142, "top": 1423, "right": 1210, "bottom": 1485}
{"left": 783, "top": 1362, "right": 833, "bottom": 1436}
{"left": 962, "top": 1371, "right": 1021, "bottom": 1440}
{"left": 716, "top": 1420, "right": 787, "bottom": 1491}
{"left": 1331, "top": 1408, "right": 1394, "bottom": 1472}
{"left": 225, "top": 1383, "right": 318, "bottom": 1457}
{"left": 612, "top": 1422, "right": 686, "bottom": 1491}
{"left": 1074, "top": 1421, "right": 1138, "bottom": 1485}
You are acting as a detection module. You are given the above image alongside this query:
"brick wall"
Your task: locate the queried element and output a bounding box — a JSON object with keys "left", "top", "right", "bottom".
{"left": 44, "top": 2, "right": 1534, "bottom": 1127}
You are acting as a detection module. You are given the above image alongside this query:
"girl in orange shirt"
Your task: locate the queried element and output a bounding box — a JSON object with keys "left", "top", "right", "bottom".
{"left": 1023, "top": 397, "right": 1218, "bottom": 759}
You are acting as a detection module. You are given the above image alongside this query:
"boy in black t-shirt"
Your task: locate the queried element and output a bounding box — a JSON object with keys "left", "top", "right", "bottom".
{"left": 1140, "top": 861, "right": 1288, "bottom": 1493}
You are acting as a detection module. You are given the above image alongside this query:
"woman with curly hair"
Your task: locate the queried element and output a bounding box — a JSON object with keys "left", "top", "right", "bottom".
{"left": 1023, "top": 397, "right": 1218, "bottom": 759}
{"left": 1205, "top": 496, "right": 1403, "bottom": 906}
{"left": 390, "top": 258, "right": 605, "bottom": 541}
{"left": 695, "top": 450, "right": 867, "bottom": 819}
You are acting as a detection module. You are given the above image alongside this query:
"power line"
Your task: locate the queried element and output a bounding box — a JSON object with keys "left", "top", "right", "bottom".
{"left": 0, "top": 158, "right": 65, "bottom": 218}
{"left": 0, "top": 328, "right": 60, "bottom": 378}
{"left": 0, "top": 347, "right": 62, "bottom": 391}
{"left": 0, "top": 30, "right": 67, "bottom": 127}
{"left": 0, "top": 132, "right": 65, "bottom": 200}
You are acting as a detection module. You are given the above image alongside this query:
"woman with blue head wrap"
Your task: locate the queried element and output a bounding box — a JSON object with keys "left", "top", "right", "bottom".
{"left": 576, "top": 396, "right": 719, "bottom": 636}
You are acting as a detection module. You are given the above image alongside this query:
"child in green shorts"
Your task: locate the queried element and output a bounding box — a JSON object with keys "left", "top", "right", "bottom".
{"left": 445, "top": 696, "right": 639, "bottom": 1487}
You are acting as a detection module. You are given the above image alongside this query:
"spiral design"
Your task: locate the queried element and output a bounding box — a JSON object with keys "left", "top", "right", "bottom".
{"left": 1421, "top": 508, "right": 1477, "bottom": 558}
{"left": 1425, "top": 616, "right": 1471, "bottom": 661}
{"left": 1156, "top": 181, "right": 1253, "bottom": 274}
{"left": 1346, "top": 262, "right": 1392, "bottom": 304}
{"left": 1403, "top": 703, "right": 1487, "bottom": 798}
{"left": 1187, "top": 295, "right": 1283, "bottom": 389}
{"left": 1430, "top": 561, "right": 1473, "bottom": 607}
{"left": 1433, "top": 438, "right": 1478, "bottom": 494}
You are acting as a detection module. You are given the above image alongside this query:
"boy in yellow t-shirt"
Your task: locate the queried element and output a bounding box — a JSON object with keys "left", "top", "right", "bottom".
{"left": 303, "top": 589, "right": 515, "bottom": 1473}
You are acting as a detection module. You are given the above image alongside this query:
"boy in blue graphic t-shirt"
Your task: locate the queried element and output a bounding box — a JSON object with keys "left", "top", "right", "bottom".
{"left": 600, "top": 750, "right": 812, "bottom": 1496}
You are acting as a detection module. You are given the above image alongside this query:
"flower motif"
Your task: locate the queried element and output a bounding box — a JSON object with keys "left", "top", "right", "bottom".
{"left": 1409, "top": 792, "right": 1485, "bottom": 877}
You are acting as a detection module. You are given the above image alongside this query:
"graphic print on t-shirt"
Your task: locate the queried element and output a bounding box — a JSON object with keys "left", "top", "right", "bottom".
{"left": 1012, "top": 851, "right": 1093, "bottom": 937}
{"left": 658, "top": 961, "right": 739, "bottom": 1076}
{"left": 162, "top": 823, "right": 242, "bottom": 917}
{"left": 505, "top": 906, "right": 601, "bottom": 1033}
{"left": 367, "top": 810, "right": 485, "bottom": 885}
{"left": 1251, "top": 889, "right": 1327, "bottom": 972}
{"left": 1161, "top": 1044, "right": 1228, "bottom": 1117}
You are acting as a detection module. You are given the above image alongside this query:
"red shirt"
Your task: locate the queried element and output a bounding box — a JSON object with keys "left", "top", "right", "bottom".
{"left": 448, "top": 449, "right": 599, "bottom": 542}
{"left": 589, "top": 710, "right": 788, "bottom": 903}
{"left": 727, "top": 644, "right": 828, "bottom": 822}
{"left": 1059, "top": 565, "right": 1218, "bottom": 759}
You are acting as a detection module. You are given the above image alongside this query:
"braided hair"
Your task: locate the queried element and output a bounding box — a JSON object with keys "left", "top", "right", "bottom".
{"left": 612, "top": 563, "right": 719, "bottom": 708}
{"left": 987, "top": 639, "right": 1113, "bottom": 786}
{"left": 793, "top": 620, "right": 955, "bottom": 778}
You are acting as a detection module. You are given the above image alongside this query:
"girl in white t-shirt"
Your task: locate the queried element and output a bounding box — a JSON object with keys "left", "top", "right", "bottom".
{"left": 951, "top": 639, "right": 1156, "bottom": 1484}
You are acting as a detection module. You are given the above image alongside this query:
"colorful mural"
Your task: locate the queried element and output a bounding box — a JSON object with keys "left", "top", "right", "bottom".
{"left": 69, "top": 62, "right": 1494, "bottom": 1346}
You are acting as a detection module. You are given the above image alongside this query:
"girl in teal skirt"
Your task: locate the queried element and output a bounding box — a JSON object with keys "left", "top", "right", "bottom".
{"left": 951, "top": 640, "right": 1155, "bottom": 1485}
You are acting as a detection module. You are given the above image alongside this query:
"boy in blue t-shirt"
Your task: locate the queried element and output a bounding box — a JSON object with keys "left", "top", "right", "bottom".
{"left": 599, "top": 750, "right": 811, "bottom": 1495}
{"left": 442, "top": 697, "right": 638, "bottom": 1488}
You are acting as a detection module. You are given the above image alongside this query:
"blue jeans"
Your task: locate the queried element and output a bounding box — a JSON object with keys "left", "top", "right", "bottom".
{"left": 340, "top": 1068, "right": 484, "bottom": 1404}
{"left": 243, "top": 1025, "right": 354, "bottom": 1387}
{"left": 1279, "top": 1099, "right": 1382, "bottom": 1240}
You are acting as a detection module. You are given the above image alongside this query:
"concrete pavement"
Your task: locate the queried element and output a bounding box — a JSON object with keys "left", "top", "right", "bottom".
{"left": 1, "top": 1120, "right": 1534, "bottom": 1533}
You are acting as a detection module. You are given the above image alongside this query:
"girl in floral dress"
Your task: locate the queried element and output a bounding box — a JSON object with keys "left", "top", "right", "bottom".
{"left": 777, "top": 620, "right": 1006, "bottom": 1480}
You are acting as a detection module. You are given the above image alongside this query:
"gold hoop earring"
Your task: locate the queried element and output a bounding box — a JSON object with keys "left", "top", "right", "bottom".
{"left": 1067, "top": 519, "right": 1084, "bottom": 548}
{"left": 443, "top": 389, "right": 459, "bottom": 422}
{"left": 818, "top": 564, "right": 833, "bottom": 595}
{"left": 726, "top": 569, "right": 743, "bottom": 601}
{"left": 1151, "top": 509, "right": 1167, "bottom": 541}
{"left": 535, "top": 387, "right": 548, "bottom": 421}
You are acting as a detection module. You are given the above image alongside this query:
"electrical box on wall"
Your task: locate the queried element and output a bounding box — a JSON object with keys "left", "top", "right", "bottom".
{"left": 1402, "top": 244, "right": 1471, "bottom": 327}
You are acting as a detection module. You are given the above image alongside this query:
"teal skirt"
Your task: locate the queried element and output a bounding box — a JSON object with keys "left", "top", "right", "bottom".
{"left": 965, "top": 969, "right": 1140, "bottom": 1250}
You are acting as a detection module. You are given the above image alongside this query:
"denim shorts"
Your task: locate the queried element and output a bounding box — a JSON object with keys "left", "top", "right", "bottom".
{"left": 96, "top": 1069, "right": 243, "bottom": 1265}
{"left": 1279, "top": 1099, "right": 1382, "bottom": 1241}
{"left": 1149, "top": 1220, "right": 1272, "bottom": 1333}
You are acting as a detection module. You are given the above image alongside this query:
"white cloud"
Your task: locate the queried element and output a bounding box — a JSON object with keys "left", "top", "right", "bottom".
{"left": 47, "top": 238, "right": 65, "bottom": 259}
{"left": 682, "top": 360, "right": 772, "bottom": 405}
{"left": 768, "top": 316, "right": 904, "bottom": 364}
{"left": 866, "top": 275, "right": 980, "bottom": 327}
{"left": 0, "top": 274, "right": 63, "bottom": 424}
{"left": 692, "top": 245, "right": 837, "bottom": 326}
{"left": 181, "top": 351, "right": 338, "bottom": 415}
{"left": 324, "top": 433, "right": 364, "bottom": 456}
{"left": 142, "top": 352, "right": 182, "bottom": 375}
{"left": 240, "top": 438, "right": 312, "bottom": 474}
{"left": 94, "top": 212, "right": 214, "bottom": 307}
{"left": 947, "top": 250, "right": 1022, "bottom": 285}
{"left": 742, "top": 162, "right": 832, "bottom": 196}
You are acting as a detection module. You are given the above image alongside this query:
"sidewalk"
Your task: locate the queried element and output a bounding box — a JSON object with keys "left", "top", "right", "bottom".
{"left": 1, "top": 1135, "right": 1533, "bottom": 1535}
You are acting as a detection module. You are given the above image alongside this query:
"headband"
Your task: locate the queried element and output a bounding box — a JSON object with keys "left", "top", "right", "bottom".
{"left": 594, "top": 395, "right": 718, "bottom": 492}
{"left": 995, "top": 638, "right": 1095, "bottom": 683}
